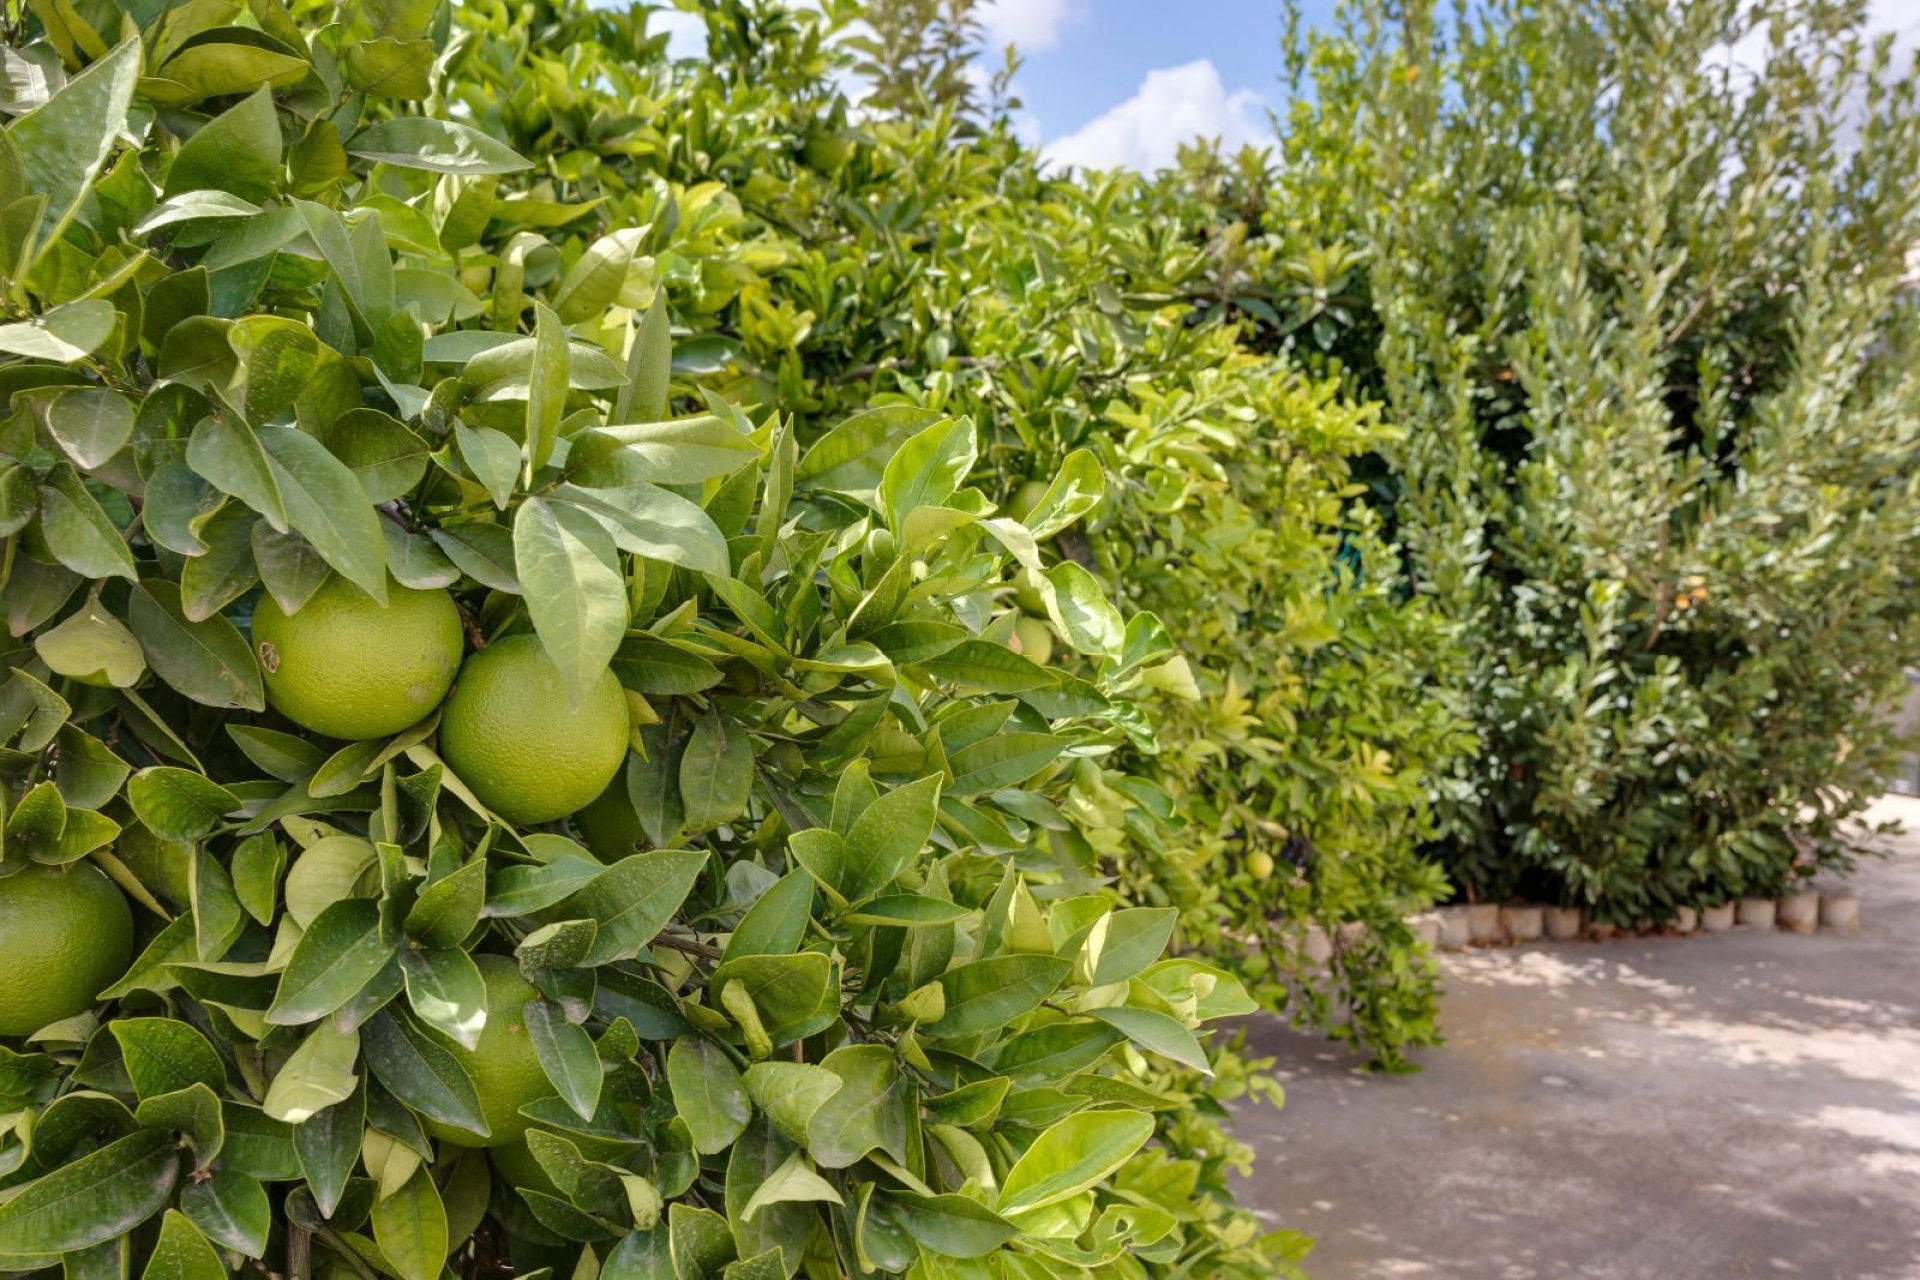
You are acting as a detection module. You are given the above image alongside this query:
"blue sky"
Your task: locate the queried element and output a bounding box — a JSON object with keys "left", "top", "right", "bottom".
{"left": 973, "top": 0, "right": 1325, "bottom": 168}
{"left": 650, "top": 0, "right": 1919, "bottom": 172}
{"left": 648, "top": 0, "right": 1322, "bottom": 170}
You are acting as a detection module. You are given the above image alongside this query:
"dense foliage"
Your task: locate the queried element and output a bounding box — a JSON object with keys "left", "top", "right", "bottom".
{"left": 440, "top": 0, "right": 1464, "bottom": 1066}
{"left": 1264, "top": 0, "right": 1920, "bottom": 919}
{"left": 0, "top": 1, "right": 1306, "bottom": 1273}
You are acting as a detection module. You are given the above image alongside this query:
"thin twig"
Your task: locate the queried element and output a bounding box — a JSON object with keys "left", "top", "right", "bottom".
{"left": 653, "top": 931, "right": 723, "bottom": 961}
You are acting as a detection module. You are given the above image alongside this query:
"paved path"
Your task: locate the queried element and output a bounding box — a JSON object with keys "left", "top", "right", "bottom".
{"left": 1230, "top": 795, "right": 1920, "bottom": 1280}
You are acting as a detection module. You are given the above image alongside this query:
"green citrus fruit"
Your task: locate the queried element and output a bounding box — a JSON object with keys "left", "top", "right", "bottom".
{"left": 438, "top": 635, "right": 630, "bottom": 826}
{"left": 1247, "top": 851, "right": 1276, "bottom": 881}
{"left": 1010, "top": 566, "right": 1050, "bottom": 616}
{"left": 0, "top": 862, "right": 133, "bottom": 1037}
{"left": 252, "top": 576, "right": 463, "bottom": 741}
{"left": 1006, "top": 479, "right": 1051, "bottom": 522}
{"left": 424, "top": 955, "right": 552, "bottom": 1148}
{"left": 489, "top": 1137, "right": 562, "bottom": 1198}
{"left": 573, "top": 766, "right": 643, "bottom": 862}
{"left": 1012, "top": 615, "right": 1055, "bottom": 666}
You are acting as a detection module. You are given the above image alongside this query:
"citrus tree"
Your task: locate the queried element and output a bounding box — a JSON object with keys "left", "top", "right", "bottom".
{"left": 435, "top": 0, "right": 1465, "bottom": 1067}
{"left": 0, "top": 5, "right": 1301, "bottom": 1275}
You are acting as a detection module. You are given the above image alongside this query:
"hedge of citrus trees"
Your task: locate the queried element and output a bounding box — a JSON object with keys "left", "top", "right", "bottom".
{"left": 0, "top": 0, "right": 1308, "bottom": 1274}
{"left": 427, "top": 0, "right": 1466, "bottom": 1068}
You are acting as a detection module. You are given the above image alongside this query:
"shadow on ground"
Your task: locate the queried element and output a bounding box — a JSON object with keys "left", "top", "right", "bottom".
{"left": 1230, "top": 795, "right": 1920, "bottom": 1280}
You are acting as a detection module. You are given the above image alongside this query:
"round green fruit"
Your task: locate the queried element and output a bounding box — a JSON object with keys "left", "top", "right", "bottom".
{"left": 573, "top": 767, "right": 643, "bottom": 862}
{"left": 1247, "top": 851, "right": 1276, "bottom": 881}
{"left": 438, "top": 635, "right": 630, "bottom": 826}
{"left": 1010, "top": 567, "right": 1050, "bottom": 616}
{"left": 1006, "top": 479, "right": 1052, "bottom": 522}
{"left": 423, "top": 956, "right": 552, "bottom": 1148}
{"left": 252, "top": 576, "right": 463, "bottom": 741}
{"left": 0, "top": 862, "right": 133, "bottom": 1037}
{"left": 490, "top": 1137, "right": 561, "bottom": 1198}
{"left": 1012, "top": 615, "right": 1055, "bottom": 666}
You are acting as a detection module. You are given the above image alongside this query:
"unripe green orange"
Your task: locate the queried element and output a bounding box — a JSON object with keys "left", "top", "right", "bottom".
{"left": 1012, "top": 615, "right": 1055, "bottom": 666}
{"left": 423, "top": 956, "right": 552, "bottom": 1148}
{"left": 490, "top": 1137, "right": 561, "bottom": 1198}
{"left": 573, "top": 767, "right": 643, "bottom": 862}
{"left": 1006, "top": 479, "right": 1051, "bottom": 522}
{"left": 438, "top": 635, "right": 629, "bottom": 826}
{"left": 0, "top": 862, "right": 133, "bottom": 1037}
{"left": 1247, "top": 851, "right": 1276, "bottom": 881}
{"left": 251, "top": 576, "right": 463, "bottom": 741}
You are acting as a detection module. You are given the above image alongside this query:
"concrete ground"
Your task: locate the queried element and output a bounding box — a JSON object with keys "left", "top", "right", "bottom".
{"left": 1231, "top": 795, "right": 1920, "bottom": 1280}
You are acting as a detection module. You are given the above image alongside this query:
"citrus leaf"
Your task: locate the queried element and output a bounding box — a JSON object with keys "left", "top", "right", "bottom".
{"left": 667, "top": 1037, "right": 749, "bottom": 1156}
{"left": 523, "top": 999, "right": 602, "bottom": 1121}
{"left": 127, "top": 579, "right": 265, "bottom": 711}
{"left": 996, "top": 1110, "right": 1154, "bottom": 1216}
{"left": 360, "top": 1009, "right": 486, "bottom": 1137}
{"left": 265, "top": 898, "right": 394, "bottom": 1026}
{"left": 1089, "top": 1005, "right": 1211, "bottom": 1074}
{"left": 513, "top": 495, "right": 625, "bottom": 706}
{"left": 806, "top": 1044, "right": 911, "bottom": 1170}
{"left": 562, "top": 847, "right": 706, "bottom": 968}
{"left": 371, "top": 1167, "right": 448, "bottom": 1280}
{"left": 0, "top": 1128, "right": 177, "bottom": 1254}
{"left": 110, "top": 1018, "right": 224, "bottom": 1101}
{"left": 399, "top": 946, "right": 486, "bottom": 1051}
{"left": 140, "top": 1209, "right": 225, "bottom": 1280}
{"left": 126, "top": 768, "right": 239, "bottom": 841}
{"left": 347, "top": 118, "right": 531, "bottom": 174}
{"left": 925, "top": 955, "right": 1070, "bottom": 1038}
{"left": 262, "top": 1025, "right": 360, "bottom": 1124}
{"left": 256, "top": 424, "right": 388, "bottom": 604}
{"left": 7, "top": 37, "right": 140, "bottom": 258}
{"left": 178, "top": 1168, "right": 269, "bottom": 1258}
{"left": 679, "top": 709, "right": 751, "bottom": 835}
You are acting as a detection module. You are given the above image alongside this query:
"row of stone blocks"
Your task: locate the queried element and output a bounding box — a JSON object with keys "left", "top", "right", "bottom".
{"left": 1411, "top": 886, "right": 1860, "bottom": 950}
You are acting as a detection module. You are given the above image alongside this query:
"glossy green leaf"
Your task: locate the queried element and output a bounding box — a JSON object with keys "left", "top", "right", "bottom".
{"left": 996, "top": 1110, "right": 1154, "bottom": 1216}
{"left": 400, "top": 946, "right": 487, "bottom": 1050}
{"left": 0, "top": 1128, "right": 177, "bottom": 1254}
{"left": 514, "top": 494, "right": 626, "bottom": 706}
{"left": 666, "top": 1038, "right": 749, "bottom": 1156}
{"left": 140, "top": 1209, "right": 225, "bottom": 1280}
{"left": 127, "top": 579, "right": 265, "bottom": 711}
{"left": 256, "top": 424, "right": 388, "bottom": 603}
{"left": 7, "top": 37, "right": 139, "bottom": 256}
{"left": 524, "top": 999, "right": 603, "bottom": 1121}
{"left": 110, "top": 1018, "right": 224, "bottom": 1101}
{"left": 266, "top": 899, "right": 394, "bottom": 1025}
{"left": 360, "top": 1010, "right": 486, "bottom": 1136}
{"left": 806, "top": 1044, "right": 912, "bottom": 1169}
{"left": 294, "top": 1084, "right": 364, "bottom": 1220}
{"left": 348, "top": 118, "right": 532, "bottom": 174}
{"left": 562, "top": 848, "right": 706, "bottom": 968}
{"left": 679, "top": 709, "right": 752, "bottom": 835}
{"left": 841, "top": 774, "right": 941, "bottom": 901}
{"left": 1090, "top": 1006, "right": 1211, "bottom": 1074}
{"left": 261, "top": 1026, "right": 360, "bottom": 1123}
{"left": 926, "top": 956, "right": 1070, "bottom": 1038}
{"left": 371, "top": 1167, "right": 448, "bottom": 1280}
{"left": 126, "top": 768, "right": 239, "bottom": 840}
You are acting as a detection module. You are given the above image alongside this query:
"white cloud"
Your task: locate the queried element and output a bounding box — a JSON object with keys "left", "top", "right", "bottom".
{"left": 646, "top": 6, "right": 707, "bottom": 60}
{"left": 1042, "top": 60, "right": 1270, "bottom": 173}
{"left": 976, "top": 0, "right": 1086, "bottom": 54}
